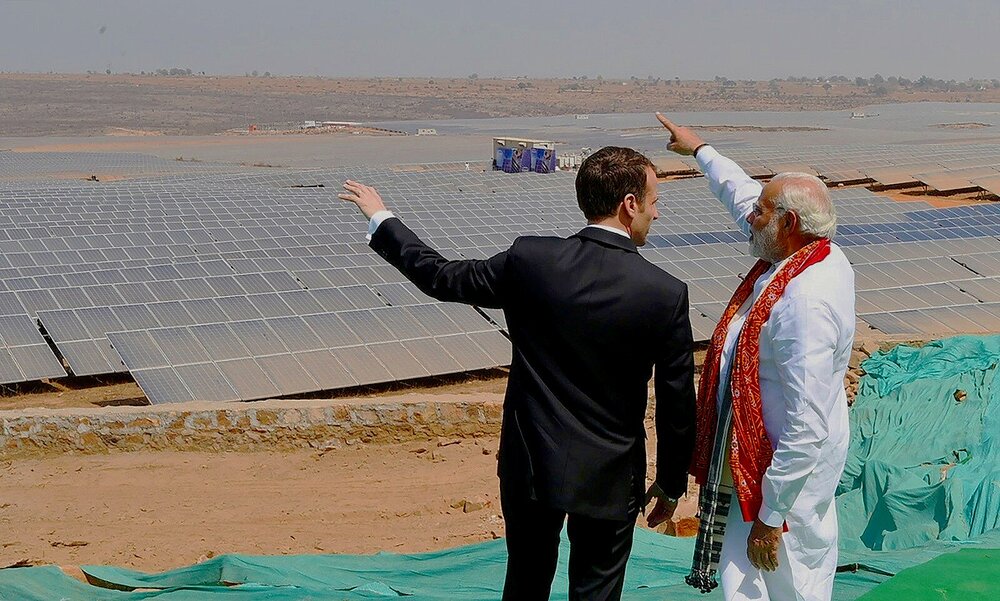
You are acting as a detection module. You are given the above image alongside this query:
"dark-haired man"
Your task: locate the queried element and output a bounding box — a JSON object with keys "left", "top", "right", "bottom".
{"left": 339, "top": 147, "right": 696, "bottom": 601}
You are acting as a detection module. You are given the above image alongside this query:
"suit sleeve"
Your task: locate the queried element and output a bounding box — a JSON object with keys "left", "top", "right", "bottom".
{"left": 653, "top": 285, "right": 697, "bottom": 498}
{"left": 369, "top": 217, "right": 508, "bottom": 309}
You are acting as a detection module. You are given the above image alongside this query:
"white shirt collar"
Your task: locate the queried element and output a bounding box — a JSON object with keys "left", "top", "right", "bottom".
{"left": 585, "top": 224, "right": 631, "bottom": 239}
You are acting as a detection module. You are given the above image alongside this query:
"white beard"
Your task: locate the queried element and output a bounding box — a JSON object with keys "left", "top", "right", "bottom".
{"left": 748, "top": 218, "right": 785, "bottom": 264}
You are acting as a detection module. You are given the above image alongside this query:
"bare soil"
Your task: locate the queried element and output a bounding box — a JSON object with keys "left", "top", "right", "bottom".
{"left": 5, "top": 73, "right": 1000, "bottom": 137}
{"left": 0, "top": 443, "right": 506, "bottom": 572}
{"left": 874, "top": 188, "right": 993, "bottom": 208}
{"left": 0, "top": 417, "right": 699, "bottom": 575}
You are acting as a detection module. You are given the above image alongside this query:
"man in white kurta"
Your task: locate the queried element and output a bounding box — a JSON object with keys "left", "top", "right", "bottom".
{"left": 659, "top": 114, "right": 855, "bottom": 601}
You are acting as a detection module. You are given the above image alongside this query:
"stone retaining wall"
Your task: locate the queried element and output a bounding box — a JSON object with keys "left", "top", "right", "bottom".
{"left": 1, "top": 396, "right": 504, "bottom": 459}
{"left": 0, "top": 337, "right": 917, "bottom": 460}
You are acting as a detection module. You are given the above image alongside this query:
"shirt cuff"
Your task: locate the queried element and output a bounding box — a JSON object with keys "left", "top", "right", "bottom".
{"left": 694, "top": 145, "right": 721, "bottom": 172}
{"left": 366, "top": 210, "right": 396, "bottom": 241}
{"left": 758, "top": 501, "right": 785, "bottom": 528}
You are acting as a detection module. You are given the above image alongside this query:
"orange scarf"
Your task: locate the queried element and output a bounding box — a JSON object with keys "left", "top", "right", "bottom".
{"left": 690, "top": 239, "right": 831, "bottom": 522}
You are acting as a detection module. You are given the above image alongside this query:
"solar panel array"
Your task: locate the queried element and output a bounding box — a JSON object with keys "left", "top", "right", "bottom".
{"left": 667, "top": 143, "right": 1000, "bottom": 192}
{"left": 2, "top": 149, "right": 999, "bottom": 403}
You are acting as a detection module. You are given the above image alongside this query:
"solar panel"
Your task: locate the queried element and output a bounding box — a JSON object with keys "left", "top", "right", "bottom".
{"left": 0, "top": 314, "right": 66, "bottom": 383}
{"left": 367, "top": 342, "right": 429, "bottom": 380}
{"left": 332, "top": 345, "right": 394, "bottom": 385}
{"left": 293, "top": 349, "right": 358, "bottom": 389}
{"left": 256, "top": 353, "right": 320, "bottom": 396}
{"left": 130, "top": 367, "right": 197, "bottom": 404}
{"left": 2, "top": 146, "right": 998, "bottom": 394}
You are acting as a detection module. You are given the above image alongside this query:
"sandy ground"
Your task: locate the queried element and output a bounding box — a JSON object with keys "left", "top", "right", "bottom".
{"left": 0, "top": 423, "right": 699, "bottom": 575}
{"left": 875, "top": 188, "right": 995, "bottom": 208}
{"left": 0, "top": 442, "right": 505, "bottom": 572}
{"left": 5, "top": 73, "right": 1000, "bottom": 137}
{"left": 0, "top": 133, "right": 495, "bottom": 170}
{"left": 0, "top": 370, "right": 703, "bottom": 574}
{"left": 0, "top": 378, "right": 146, "bottom": 411}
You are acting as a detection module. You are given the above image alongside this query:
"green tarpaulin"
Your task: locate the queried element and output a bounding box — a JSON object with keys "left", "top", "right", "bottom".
{"left": 855, "top": 548, "right": 1000, "bottom": 601}
{"left": 842, "top": 335, "right": 1000, "bottom": 553}
{"left": 0, "top": 529, "right": 895, "bottom": 601}
{"left": 3, "top": 335, "right": 999, "bottom": 600}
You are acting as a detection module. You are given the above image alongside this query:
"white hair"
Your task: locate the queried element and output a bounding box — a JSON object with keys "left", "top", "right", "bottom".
{"left": 770, "top": 172, "right": 837, "bottom": 239}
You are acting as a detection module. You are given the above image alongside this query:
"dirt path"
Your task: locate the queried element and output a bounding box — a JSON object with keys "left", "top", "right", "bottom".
{"left": 0, "top": 418, "right": 697, "bottom": 574}
{"left": 1, "top": 442, "right": 504, "bottom": 572}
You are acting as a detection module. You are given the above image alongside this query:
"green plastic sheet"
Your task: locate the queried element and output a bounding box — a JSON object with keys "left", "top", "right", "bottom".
{"left": 855, "top": 548, "right": 1000, "bottom": 601}
{"left": 841, "top": 335, "right": 1000, "bottom": 553}
{"left": 0, "top": 529, "right": 893, "bottom": 601}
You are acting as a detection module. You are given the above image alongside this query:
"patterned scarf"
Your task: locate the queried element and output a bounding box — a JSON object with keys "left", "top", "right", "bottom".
{"left": 686, "top": 238, "right": 831, "bottom": 593}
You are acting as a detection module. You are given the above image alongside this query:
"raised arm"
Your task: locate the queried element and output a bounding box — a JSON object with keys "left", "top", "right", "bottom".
{"left": 656, "top": 113, "right": 761, "bottom": 238}
{"left": 339, "top": 180, "right": 507, "bottom": 308}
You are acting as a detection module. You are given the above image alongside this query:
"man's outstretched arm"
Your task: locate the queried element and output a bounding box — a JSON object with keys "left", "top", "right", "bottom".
{"left": 340, "top": 180, "right": 507, "bottom": 308}
{"left": 656, "top": 113, "right": 760, "bottom": 238}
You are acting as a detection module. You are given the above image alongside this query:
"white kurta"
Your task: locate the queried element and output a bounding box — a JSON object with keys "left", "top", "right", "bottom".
{"left": 696, "top": 146, "right": 856, "bottom": 601}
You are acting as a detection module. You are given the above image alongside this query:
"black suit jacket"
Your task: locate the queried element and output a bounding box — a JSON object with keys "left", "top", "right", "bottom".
{"left": 370, "top": 219, "right": 696, "bottom": 521}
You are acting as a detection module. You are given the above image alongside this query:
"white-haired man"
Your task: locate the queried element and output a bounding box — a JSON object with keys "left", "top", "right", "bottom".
{"left": 651, "top": 114, "right": 855, "bottom": 601}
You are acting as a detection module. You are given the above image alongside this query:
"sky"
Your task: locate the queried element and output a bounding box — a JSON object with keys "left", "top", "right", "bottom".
{"left": 1, "top": 0, "right": 998, "bottom": 80}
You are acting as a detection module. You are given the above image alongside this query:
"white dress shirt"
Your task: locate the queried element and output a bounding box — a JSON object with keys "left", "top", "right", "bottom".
{"left": 367, "top": 210, "right": 396, "bottom": 240}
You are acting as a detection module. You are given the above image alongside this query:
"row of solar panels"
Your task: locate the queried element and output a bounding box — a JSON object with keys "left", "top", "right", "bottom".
{"left": 110, "top": 303, "right": 512, "bottom": 404}
{"left": 37, "top": 283, "right": 427, "bottom": 375}
{"left": 0, "top": 184, "right": 928, "bottom": 287}
{"left": 98, "top": 142, "right": 1000, "bottom": 192}
{"left": 2, "top": 157, "right": 1000, "bottom": 404}
{"left": 6, "top": 231, "right": 992, "bottom": 381}
{"left": 657, "top": 143, "right": 1000, "bottom": 194}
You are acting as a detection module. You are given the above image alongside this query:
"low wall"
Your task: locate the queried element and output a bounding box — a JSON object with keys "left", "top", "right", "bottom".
{"left": 1, "top": 395, "right": 505, "bottom": 459}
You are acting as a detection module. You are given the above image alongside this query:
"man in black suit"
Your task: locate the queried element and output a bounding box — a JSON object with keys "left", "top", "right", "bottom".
{"left": 339, "top": 146, "right": 696, "bottom": 601}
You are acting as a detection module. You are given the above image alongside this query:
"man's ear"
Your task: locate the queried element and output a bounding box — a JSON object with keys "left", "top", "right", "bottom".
{"left": 622, "top": 193, "right": 638, "bottom": 218}
{"left": 783, "top": 210, "right": 798, "bottom": 232}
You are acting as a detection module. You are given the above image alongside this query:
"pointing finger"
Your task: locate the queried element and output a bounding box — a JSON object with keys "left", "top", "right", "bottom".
{"left": 655, "top": 112, "right": 679, "bottom": 133}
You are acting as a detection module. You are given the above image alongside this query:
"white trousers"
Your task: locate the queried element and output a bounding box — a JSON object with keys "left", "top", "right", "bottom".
{"left": 719, "top": 494, "right": 838, "bottom": 601}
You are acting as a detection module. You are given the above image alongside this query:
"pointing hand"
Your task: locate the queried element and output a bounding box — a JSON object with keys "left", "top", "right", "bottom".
{"left": 655, "top": 113, "right": 707, "bottom": 156}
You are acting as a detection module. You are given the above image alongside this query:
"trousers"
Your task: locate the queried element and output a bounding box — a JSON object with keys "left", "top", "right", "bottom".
{"left": 500, "top": 485, "right": 639, "bottom": 601}
{"left": 719, "top": 492, "right": 838, "bottom": 601}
